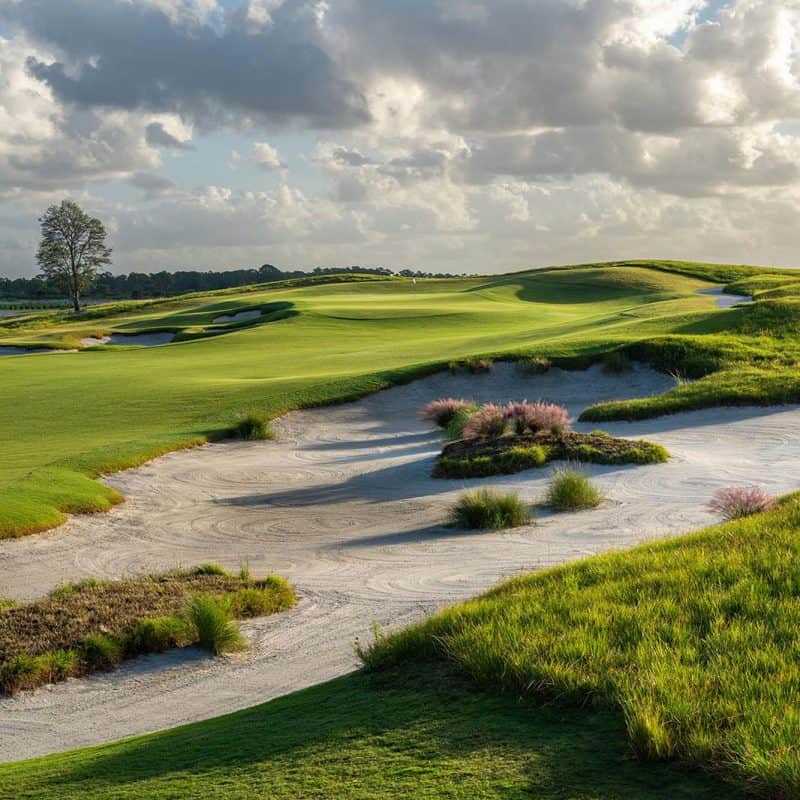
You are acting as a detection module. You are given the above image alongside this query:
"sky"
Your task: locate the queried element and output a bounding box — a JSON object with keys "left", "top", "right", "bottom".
{"left": 1, "top": 0, "right": 800, "bottom": 277}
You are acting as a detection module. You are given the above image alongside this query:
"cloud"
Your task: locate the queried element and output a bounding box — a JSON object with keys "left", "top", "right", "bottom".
{"left": 251, "top": 141, "right": 284, "bottom": 171}
{"left": 1, "top": 0, "right": 800, "bottom": 277}
{"left": 145, "top": 122, "right": 193, "bottom": 151}
{"left": 9, "top": 0, "right": 369, "bottom": 130}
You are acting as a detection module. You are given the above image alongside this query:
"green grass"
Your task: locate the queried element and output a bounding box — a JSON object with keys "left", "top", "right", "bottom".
{"left": 451, "top": 489, "right": 531, "bottom": 529}
{"left": 544, "top": 467, "right": 604, "bottom": 510}
{"left": 0, "top": 263, "right": 727, "bottom": 537}
{"left": 360, "top": 495, "right": 800, "bottom": 797}
{"left": 0, "top": 664, "right": 736, "bottom": 799}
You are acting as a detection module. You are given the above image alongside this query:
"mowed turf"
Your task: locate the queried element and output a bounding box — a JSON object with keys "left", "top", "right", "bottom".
{"left": 0, "top": 264, "right": 718, "bottom": 537}
{"left": 0, "top": 665, "right": 736, "bottom": 800}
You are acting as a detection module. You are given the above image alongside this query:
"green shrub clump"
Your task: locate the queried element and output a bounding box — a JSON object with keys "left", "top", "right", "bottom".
{"left": 183, "top": 595, "right": 245, "bottom": 655}
{"left": 518, "top": 356, "right": 551, "bottom": 374}
{"left": 451, "top": 489, "right": 531, "bottom": 530}
{"left": 235, "top": 413, "right": 275, "bottom": 441}
{"left": 545, "top": 468, "right": 603, "bottom": 511}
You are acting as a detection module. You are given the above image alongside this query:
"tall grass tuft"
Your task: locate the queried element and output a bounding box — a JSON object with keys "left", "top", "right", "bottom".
{"left": 183, "top": 595, "right": 245, "bottom": 655}
{"left": 445, "top": 404, "right": 480, "bottom": 440}
{"left": 451, "top": 489, "right": 531, "bottom": 530}
{"left": 419, "top": 398, "right": 472, "bottom": 428}
{"left": 504, "top": 401, "right": 571, "bottom": 435}
{"left": 235, "top": 413, "right": 275, "bottom": 441}
{"left": 545, "top": 467, "right": 603, "bottom": 510}
{"left": 462, "top": 403, "right": 508, "bottom": 439}
{"left": 707, "top": 486, "right": 777, "bottom": 521}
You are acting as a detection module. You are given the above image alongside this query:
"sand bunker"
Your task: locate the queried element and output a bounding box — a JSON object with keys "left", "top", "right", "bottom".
{"left": 697, "top": 286, "right": 752, "bottom": 308}
{"left": 81, "top": 333, "right": 175, "bottom": 348}
{"left": 2, "top": 363, "right": 799, "bottom": 760}
{"left": 212, "top": 309, "right": 262, "bottom": 323}
{"left": 0, "top": 346, "right": 67, "bottom": 356}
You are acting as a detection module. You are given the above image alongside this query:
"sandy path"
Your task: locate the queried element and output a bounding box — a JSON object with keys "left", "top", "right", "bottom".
{"left": 1, "top": 363, "right": 799, "bottom": 761}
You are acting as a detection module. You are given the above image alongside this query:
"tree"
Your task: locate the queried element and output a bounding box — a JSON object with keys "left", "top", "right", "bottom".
{"left": 36, "top": 200, "right": 112, "bottom": 312}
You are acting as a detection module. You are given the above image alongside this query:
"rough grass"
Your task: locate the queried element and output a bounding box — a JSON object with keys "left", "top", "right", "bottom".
{"left": 451, "top": 488, "right": 531, "bottom": 530}
{"left": 182, "top": 595, "right": 245, "bottom": 655}
{"left": 234, "top": 413, "right": 276, "bottom": 441}
{"left": 0, "top": 664, "right": 735, "bottom": 799}
{"left": 544, "top": 467, "right": 603, "bottom": 510}
{"left": 0, "top": 567, "right": 296, "bottom": 694}
{"left": 359, "top": 495, "right": 800, "bottom": 797}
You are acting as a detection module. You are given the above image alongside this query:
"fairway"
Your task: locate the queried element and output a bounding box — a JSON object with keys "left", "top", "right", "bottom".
{"left": 0, "top": 264, "right": 718, "bottom": 537}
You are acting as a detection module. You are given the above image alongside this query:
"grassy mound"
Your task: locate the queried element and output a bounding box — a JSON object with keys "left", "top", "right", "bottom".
{"left": 0, "top": 567, "right": 296, "bottom": 694}
{"left": 435, "top": 431, "right": 668, "bottom": 478}
{"left": 451, "top": 488, "right": 531, "bottom": 530}
{"left": 359, "top": 496, "right": 800, "bottom": 797}
{"left": 545, "top": 467, "right": 603, "bottom": 510}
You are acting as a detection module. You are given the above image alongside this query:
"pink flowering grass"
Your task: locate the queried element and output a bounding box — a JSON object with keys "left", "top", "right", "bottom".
{"left": 504, "top": 401, "right": 571, "bottom": 435}
{"left": 419, "top": 398, "right": 472, "bottom": 428}
{"left": 707, "top": 487, "right": 777, "bottom": 522}
{"left": 463, "top": 403, "right": 508, "bottom": 439}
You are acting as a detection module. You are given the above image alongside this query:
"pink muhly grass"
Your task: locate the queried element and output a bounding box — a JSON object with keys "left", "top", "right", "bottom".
{"left": 419, "top": 398, "right": 471, "bottom": 428}
{"left": 504, "top": 401, "right": 571, "bottom": 435}
{"left": 707, "top": 487, "right": 777, "bottom": 522}
{"left": 463, "top": 403, "right": 508, "bottom": 439}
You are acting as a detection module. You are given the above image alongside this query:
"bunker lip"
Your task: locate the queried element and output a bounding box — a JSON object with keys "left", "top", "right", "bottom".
{"left": 1, "top": 363, "right": 799, "bottom": 762}
{"left": 80, "top": 332, "right": 176, "bottom": 348}
{"left": 212, "top": 310, "right": 262, "bottom": 324}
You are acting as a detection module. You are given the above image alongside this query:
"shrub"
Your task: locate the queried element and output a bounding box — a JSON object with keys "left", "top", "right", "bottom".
{"left": 183, "top": 595, "right": 245, "bottom": 655}
{"left": 451, "top": 489, "right": 531, "bottom": 530}
{"left": 504, "top": 401, "right": 571, "bottom": 435}
{"left": 192, "top": 563, "right": 230, "bottom": 577}
{"left": 229, "top": 588, "right": 280, "bottom": 618}
{"left": 80, "top": 633, "right": 124, "bottom": 671}
{"left": 496, "top": 445, "right": 548, "bottom": 473}
{"left": 518, "top": 356, "right": 551, "bottom": 375}
{"left": 707, "top": 487, "right": 777, "bottom": 521}
{"left": 465, "top": 357, "right": 493, "bottom": 374}
{"left": 419, "top": 398, "right": 472, "bottom": 428}
{"left": 445, "top": 404, "right": 480, "bottom": 440}
{"left": 39, "top": 649, "right": 79, "bottom": 683}
{"left": 545, "top": 467, "right": 603, "bottom": 511}
{"left": 235, "top": 413, "right": 275, "bottom": 441}
{"left": 603, "top": 350, "right": 631, "bottom": 373}
{"left": 127, "top": 616, "right": 187, "bottom": 655}
{"left": 462, "top": 403, "right": 508, "bottom": 439}
{"left": 435, "top": 455, "right": 497, "bottom": 479}
{"left": 0, "top": 654, "right": 44, "bottom": 695}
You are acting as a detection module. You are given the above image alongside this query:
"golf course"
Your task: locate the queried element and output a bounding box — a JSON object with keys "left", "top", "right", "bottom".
{"left": 4, "top": 260, "right": 800, "bottom": 798}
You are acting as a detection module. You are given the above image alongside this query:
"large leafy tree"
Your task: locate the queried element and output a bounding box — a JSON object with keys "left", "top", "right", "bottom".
{"left": 36, "top": 200, "right": 112, "bottom": 312}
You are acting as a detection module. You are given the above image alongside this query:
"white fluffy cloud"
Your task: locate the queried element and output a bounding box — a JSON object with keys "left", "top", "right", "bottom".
{"left": 1, "top": 0, "right": 800, "bottom": 276}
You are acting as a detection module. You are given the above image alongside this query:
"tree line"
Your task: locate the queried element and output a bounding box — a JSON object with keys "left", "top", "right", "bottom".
{"left": 1, "top": 200, "right": 463, "bottom": 310}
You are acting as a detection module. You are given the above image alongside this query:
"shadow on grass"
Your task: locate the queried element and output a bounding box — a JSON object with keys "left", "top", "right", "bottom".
{"left": 1, "top": 665, "right": 740, "bottom": 800}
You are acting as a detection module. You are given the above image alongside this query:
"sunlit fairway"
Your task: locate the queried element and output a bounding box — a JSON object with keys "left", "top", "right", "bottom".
{"left": 0, "top": 262, "right": 726, "bottom": 537}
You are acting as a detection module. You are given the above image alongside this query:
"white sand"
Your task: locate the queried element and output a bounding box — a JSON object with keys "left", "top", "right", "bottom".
{"left": 212, "top": 310, "right": 261, "bottom": 323}
{"left": 696, "top": 287, "right": 752, "bottom": 308}
{"left": 1, "top": 363, "right": 798, "bottom": 761}
{"left": 81, "top": 333, "right": 175, "bottom": 348}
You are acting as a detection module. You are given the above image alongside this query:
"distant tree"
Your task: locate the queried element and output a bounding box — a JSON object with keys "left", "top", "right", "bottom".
{"left": 36, "top": 200, "right": 112, "bottom": 312}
